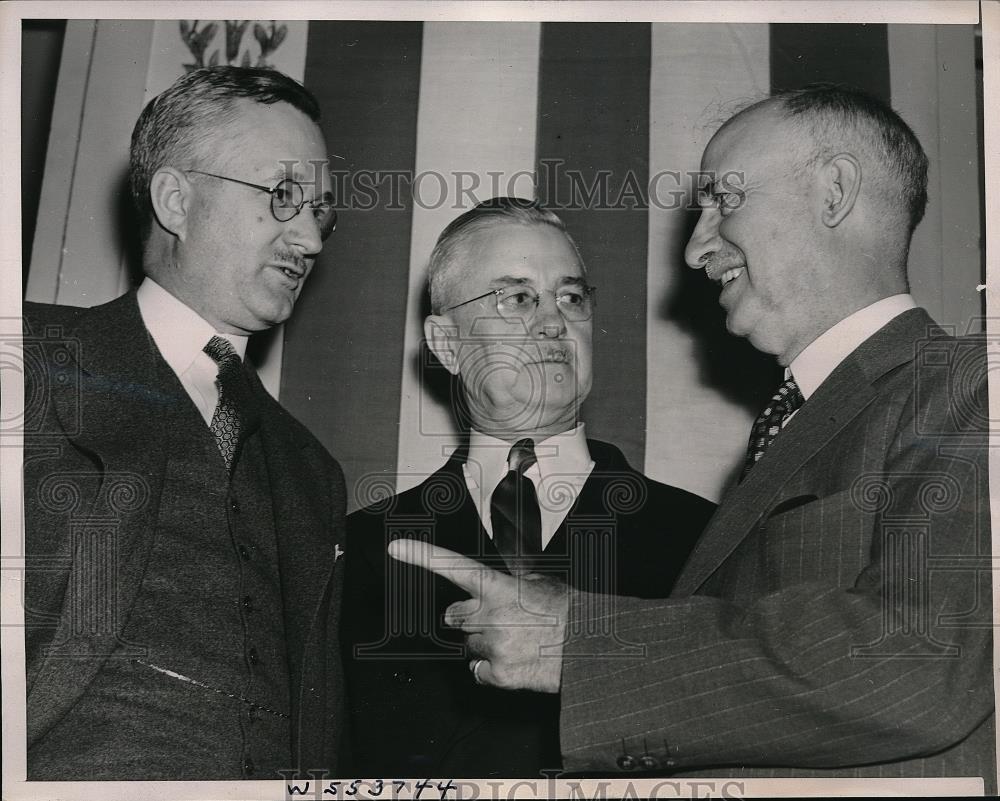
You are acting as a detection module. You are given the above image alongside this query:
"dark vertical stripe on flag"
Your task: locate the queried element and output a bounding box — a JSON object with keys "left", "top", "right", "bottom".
{"left": 770, "top": 24, "right": 891, "bottom": 102}
{"left": 284, "top": 21, "right": 423, "bottom": 511}
{"left": 536, "top": 23, "right": 651, "bottom": 471}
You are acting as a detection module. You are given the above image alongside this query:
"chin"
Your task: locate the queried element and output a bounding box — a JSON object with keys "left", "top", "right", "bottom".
{"left": 724, "top": 309, "right": 755, "bottom": 342}
{"left": 745, "top": 331, "right": 788, "bottom": 363}
{"left": 255, "top": 303, "right": 295, "bottom": 329}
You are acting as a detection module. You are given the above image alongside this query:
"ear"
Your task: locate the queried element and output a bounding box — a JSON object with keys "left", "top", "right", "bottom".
{"left": 149, "top": 167, "right": 193, "bottom": 240}
{"left": 820, "top": 153, "right": 862, "bottom": 228}
{"left": 424, "top": 314, "right": 461, "bottom": 376}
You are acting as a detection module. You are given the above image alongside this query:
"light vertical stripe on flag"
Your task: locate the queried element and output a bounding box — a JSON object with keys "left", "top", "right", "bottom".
{"left": 394, "top": 22, "right": 542, "bottom": 494}
{"left": 644, "top": 23, "right": 772, "bottom": 503}
{"left": 888, "top": 25, "right": 983, "bottom": 330}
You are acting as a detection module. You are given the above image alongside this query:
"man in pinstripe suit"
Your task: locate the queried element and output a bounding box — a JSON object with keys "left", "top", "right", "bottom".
{"left": 390, "top": 84, "right": 994, "bottom": 789}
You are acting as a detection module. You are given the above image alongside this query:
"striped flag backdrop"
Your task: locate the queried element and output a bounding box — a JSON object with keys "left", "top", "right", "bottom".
{"left": 26, "top": 20, "right": 983, "bottom": 512}
{"left": 281, "top": 21, "right": 981, "bottom": 511}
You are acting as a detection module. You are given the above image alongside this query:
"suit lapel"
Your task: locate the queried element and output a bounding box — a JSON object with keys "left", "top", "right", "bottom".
{"left": 29, "top": 293, "right": 182, "bottom": 743}
{"left": 672, "top": 308, "right": 937, "bottom": 597}
{"left": 433, "top": 441, "right": 624, "bottom": 559}
{"left": 545, "top": 445, "right": 611, "bottom": 555}
{"left": 423, "top": 455, "right": 513, "bottom": 755}
{"left": 55, "top": 292, "right": 176, "bottom": 596}
{"left": 250, "top": 374, "right": 336, "bottom": 657}
{"left": 421, "top": 451, "right": 497, "bottom": 559}
{"left": 59, "top": 292, "right": 175, "bottom": 474}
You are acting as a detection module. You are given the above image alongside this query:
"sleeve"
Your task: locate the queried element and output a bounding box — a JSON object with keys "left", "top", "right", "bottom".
{"left": 559, "top": 340, "right": 992, "bottom": 773}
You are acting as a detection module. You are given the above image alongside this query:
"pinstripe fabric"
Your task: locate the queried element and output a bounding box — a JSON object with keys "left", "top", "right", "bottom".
{"left": 558, "top": 309, "right": 994, "bottom": 790}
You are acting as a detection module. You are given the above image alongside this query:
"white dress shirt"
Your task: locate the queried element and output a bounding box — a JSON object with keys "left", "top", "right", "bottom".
{"left": 789, "top": 294, "right": 917, "bottom": 401}
{"left": 136, "top": 278, "right": 248, "bottom": 425}
{"left": 462, "top": 423, "right": 595, "bottom": 550}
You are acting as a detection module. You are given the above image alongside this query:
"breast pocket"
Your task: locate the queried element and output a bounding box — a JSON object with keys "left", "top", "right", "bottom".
{"left": 751, "top": 488, "right": 872, "bottom": 587}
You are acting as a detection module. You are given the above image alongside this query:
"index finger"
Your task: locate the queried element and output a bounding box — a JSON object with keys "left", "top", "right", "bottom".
{"left": 387, "top": 539, "right": 509, "bottom": 597}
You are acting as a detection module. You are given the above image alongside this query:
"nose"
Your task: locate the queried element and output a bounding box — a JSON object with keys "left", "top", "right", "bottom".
{"left": 284, "top": 208, "right": 324, "bottom": 258}
{"left": 684, "top": 206, "right": 722, "bottom": 270}
{"left": 531, "top": 291, "right": 567, "bottom": 339}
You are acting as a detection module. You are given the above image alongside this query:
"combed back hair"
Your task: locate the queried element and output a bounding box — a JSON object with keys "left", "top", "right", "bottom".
{"left": 427, "top": 197, "right": 585, "bottom": 314}
{"left": 765, "top": 83, "right": 928, "bottom": 235}
{"left": 129, "top": 66, "right": 321, "bottom": 241}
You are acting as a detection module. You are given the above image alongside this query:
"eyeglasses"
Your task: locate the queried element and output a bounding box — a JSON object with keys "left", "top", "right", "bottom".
{"left": 185, "top": 170, "right": 338, "bottom": 240}
{"left": 444, "top": 283, "right": 596, "bottom": 322}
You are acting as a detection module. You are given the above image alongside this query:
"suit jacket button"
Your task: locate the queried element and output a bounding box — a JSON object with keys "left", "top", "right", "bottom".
{"left": 243, "top": 758, "right": 255, "bottom": 776}
{"left": 616, "top": 754, "right": 636, "bottom": 770}
{"left": 230, "top": 497, "right": 240, "bottom": 514}
{"left": 248, "top": 646, "right": 260, "bottom": 666}
{"left": 638, "top": 755, "right": 658, "bottom": 770}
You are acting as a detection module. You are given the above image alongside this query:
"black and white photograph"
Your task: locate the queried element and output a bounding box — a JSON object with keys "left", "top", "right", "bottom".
{"left": 2, "top": 1, "right": 998, "bottom": 798}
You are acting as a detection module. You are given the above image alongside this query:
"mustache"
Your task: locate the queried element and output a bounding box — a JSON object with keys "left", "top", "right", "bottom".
{"left": 273, "top": 249, "right": 307, "bottom": 271}
{"left": 702, "top": 250, "right": 745, "bottom": 282}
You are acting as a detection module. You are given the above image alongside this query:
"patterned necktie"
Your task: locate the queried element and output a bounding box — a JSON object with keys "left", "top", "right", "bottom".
{"left": 203, "top": 335, "right": 244, "bottom": 471}
{"left": 490, "top": 438, "right": 543, "bottom": 575}
{"left": 740, "top": 376, "right": 805, "bottom": 482}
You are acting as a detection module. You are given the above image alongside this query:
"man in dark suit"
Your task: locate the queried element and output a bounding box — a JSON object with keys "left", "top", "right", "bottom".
{"left": 390, "top": 86, "right": 994, "bottom": 790}
{"left": 23, "top": 66, "right": 347, "bottom": 780}
{"left": 343, "top": 198, "right": 715, "bottom": 778}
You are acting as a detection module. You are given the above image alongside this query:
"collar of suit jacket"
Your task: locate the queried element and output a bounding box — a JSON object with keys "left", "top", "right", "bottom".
{"left": 790, "top": 293, "right": 917, "bottom": 399}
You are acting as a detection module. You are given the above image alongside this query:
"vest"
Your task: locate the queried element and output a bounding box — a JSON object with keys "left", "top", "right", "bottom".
{"left": 28, "top": 386, "right": 291, "bottom": 780}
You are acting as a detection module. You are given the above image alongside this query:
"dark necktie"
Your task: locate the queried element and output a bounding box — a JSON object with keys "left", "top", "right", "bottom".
{"left": 490, "top": 438, "right": 543, "bottom": 575}
{"left": 203, "top": 335, "right": 245, "bottom": 471}
{"left": 740, "top": 376, "right": 805, "bottom": 482}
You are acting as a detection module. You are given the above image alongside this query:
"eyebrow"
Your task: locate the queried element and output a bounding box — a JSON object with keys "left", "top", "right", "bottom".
{"left": 264, "top": 168, "right": 334, "bottom": 202}
{"left": 268, "top": 167, "right": 295, "bottom": 182}
{"left": 488, "top": 275, "right": 589, "bottom": 288}
{"left": 269, "top": 166, "right": 329, "bottom": 184}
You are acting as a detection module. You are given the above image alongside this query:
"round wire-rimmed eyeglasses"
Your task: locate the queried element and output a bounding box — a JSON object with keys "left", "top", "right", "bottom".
{"left": 185, "top": 169, "right": 338, "bottom": 240}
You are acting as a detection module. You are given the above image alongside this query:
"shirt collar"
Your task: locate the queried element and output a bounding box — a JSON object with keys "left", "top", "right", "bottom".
{"left": 464, "top": 423, "right": 592, "bottom": 490}
{"left": 790, "top": 294, "right": 917, "bottom": 399}
{"left": 136, "top": 278, "right": 249, "bottom": 373}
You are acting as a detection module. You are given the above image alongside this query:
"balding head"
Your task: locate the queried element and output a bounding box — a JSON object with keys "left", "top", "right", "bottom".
{"left": 685, "top": 84, "right": 924, "bottom": 365}
{"left": 740, "top": 84, "right": 928, "bottom": 237}
{"left": 427, "top": 197, "right": 585, "bottom": 315}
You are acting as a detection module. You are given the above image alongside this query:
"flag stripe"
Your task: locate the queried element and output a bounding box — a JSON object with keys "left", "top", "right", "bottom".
{"left": 394, "top": 22, "right": 542, "bottom": 494}
{"left": 644, "top": 23, "right": 773, "bottom": 503}
{"left": 889, "top": 25, "right": 983, "bottom": 330}
{"left": 770, "top": 23, "right": 891, "bottom": 102}
{"left": 286, "top": 21, "right": 424, "bottom": 511}
{"left": 535, "top": 22, "right": 652, "bottom": 472}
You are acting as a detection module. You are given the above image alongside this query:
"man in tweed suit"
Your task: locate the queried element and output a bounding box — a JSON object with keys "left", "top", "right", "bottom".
{"left": 390, "top": 84, "right": 994, "bottom": 789}
{"left": 23, "top": 67, "right": 347, "bottom": 779}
